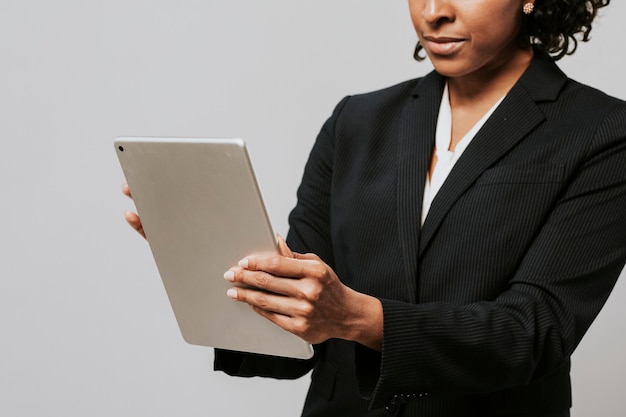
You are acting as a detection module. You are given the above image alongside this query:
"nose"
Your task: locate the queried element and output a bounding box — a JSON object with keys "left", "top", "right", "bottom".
{"left": 421, "top": 0, "right": 455, "bottom": 25}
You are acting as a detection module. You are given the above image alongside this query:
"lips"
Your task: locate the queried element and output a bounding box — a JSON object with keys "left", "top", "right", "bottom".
{"left": 423, "top": 36, "right": 466, "bottom": 56}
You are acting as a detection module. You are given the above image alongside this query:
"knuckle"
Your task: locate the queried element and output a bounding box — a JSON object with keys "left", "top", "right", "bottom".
{"left": 298, "top": 301, "right": 314, "bottom": 317}
{"left": 300, "top": 282, "right": 322, "bottom": 302}
{"left": 295, "top": 286, "right": 310, "bottom": 301}
{"left": 310, "top": 264, "right": 328, "bottom": 281}
{"left": 255, "top": 293, "right": 269, "bottom": 309}
{"left": 268, "top": 255, "right": 282, "bottom": 270}
{"left": 292, "top": 317, "right": 310, "bottom": 337}
{"left": 252, "top": 272, "right": 270, "bottom": 288}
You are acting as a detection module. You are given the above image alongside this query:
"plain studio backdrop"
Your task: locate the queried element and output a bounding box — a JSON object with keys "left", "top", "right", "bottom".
{"left": 1, "top": 1, "right": 624, "bottom": 416}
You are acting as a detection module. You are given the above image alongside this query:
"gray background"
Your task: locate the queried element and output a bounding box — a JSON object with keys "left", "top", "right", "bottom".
{"left": 1, "top": 1, "right": 624, "bottom": 416}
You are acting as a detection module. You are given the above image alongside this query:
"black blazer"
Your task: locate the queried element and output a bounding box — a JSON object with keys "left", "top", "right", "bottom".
{"left": 215, "top": 53, "right": 626, "bottom": 417}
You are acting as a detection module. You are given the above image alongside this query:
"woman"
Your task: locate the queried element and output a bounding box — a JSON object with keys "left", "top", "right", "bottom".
{"left": 125, "top": 0, "right": 625, "bottom": 416}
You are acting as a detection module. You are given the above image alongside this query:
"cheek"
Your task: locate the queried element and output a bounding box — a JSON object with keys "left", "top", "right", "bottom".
{"left": 487, "top": 4, "right": 523, "bottom": 36}
{"left": 408, "top": 4, "right": 421, "bottom": 33}
{"left": 466, "top": 0, "right": 521, "bottom": 27}
{"left": 408, "top": 0, "right": 437, "bottom": 35}
{"left": 468, "top": 10, "right": 522, "bottom": 49}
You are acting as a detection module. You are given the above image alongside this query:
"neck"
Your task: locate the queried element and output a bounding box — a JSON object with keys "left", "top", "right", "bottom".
{"left": 447, "top": 47, "right": 534, "bottom": 107}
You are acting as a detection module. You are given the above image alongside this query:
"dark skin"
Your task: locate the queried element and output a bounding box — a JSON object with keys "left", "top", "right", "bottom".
{"left": 413, "top": 0, "right": 535, "bottom": 177}
{"left": 122, "top": 183, "right": 145, "bottom": 238}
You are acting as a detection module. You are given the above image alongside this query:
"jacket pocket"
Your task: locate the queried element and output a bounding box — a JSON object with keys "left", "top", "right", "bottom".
{"left": 475, "top": 163, "right": 565, "bottom": 186}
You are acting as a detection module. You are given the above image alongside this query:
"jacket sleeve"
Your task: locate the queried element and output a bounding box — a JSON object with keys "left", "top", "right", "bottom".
{"left": 214, "top": 348, "right": 315, "bottom": 380}
{"left": 356, "top": 104, "right": 626, "bottom": 410}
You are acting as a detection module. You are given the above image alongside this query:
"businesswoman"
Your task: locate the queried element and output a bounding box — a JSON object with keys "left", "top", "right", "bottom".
{"left": 125, "top": 0, "right": 626, "bottom": 415}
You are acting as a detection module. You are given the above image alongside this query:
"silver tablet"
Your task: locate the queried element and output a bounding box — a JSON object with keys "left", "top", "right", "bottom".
{"left": 115, "top": 137, "right": 313, "bottom": 359}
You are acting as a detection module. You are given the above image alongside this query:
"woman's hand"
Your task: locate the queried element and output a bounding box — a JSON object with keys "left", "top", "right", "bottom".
{"left": 122, "top": 182, "right": 146, "bottom": 238}
{"left": 224, "top": 236, "right": 383, "bottom": 351}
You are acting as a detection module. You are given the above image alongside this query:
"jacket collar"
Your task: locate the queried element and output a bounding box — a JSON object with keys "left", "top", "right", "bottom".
{"left": 396, "top": 52, "right": 569, "bottom": 295}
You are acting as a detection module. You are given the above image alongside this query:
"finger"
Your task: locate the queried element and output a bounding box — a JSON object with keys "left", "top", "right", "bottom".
{"left": 250, "top": 305, "right": 305, "bottom": 337}
{"left": 224, "top": 268, "right": 299, "bottom": 297}
{"left": 250, "top": 304, "right": 326, "bottom": 345}
{"left": 238, "top": 254, "right": 322, "bottom": 279}
{"left": 276, "top": 234, "right": 316, "bottom": 261}
{"left": 251, "top": 305, "right": 289, "bottom": 327}
{"left": 276, "top": 234, "right": 295, "bottom": 258}
{"left": 124, "top": 210, "right": 146, "bottom": 238}
{"left": 227, "top": 286, "right": 303, "bottom": 318}
{"left": 295, "top": 252, "right": 321, "bottom": 261}
{"left": 122, "top": 182, "right": 132, "bottom": 199}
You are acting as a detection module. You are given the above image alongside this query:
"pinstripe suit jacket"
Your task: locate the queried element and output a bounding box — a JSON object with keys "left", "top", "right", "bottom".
{"left": 215, "top": 52, "right": 626, "bottom": 416}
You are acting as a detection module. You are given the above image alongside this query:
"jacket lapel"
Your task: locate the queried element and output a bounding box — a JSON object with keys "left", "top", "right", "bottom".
{"left": 397, "top": 72, "right": 445, "bottom": 302}
{"left": 418, "top": 54, "right": 567, "bottom": 256}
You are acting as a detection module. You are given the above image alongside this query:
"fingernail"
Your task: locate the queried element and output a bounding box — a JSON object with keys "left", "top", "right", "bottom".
{"left": 223, "top": 271, "right": 234, "bottom": 281}
{"left": 238, "top": 258, "right": 249, "bottom": 268}
{"left": 226, "top": 288, "right": 238, "bottom": 299}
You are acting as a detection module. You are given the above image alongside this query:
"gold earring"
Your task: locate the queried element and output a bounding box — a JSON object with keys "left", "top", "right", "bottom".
{"left": 523, "top": 2, "right": 534, "bottom": 14}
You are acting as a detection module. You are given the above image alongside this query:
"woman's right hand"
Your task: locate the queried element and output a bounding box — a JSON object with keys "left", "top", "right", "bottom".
{"left": 122, "top": 182, "right": 146, "bottom": 238}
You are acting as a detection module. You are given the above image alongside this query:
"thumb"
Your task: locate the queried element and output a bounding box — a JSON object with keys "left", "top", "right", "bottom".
{"left": 276, "top": 234, "right": 296, "bottom": 258}
{"left": 277, "top": 235, "right": 321, "bottom": 261}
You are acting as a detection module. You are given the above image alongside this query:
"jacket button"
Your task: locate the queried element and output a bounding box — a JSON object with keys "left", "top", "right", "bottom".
{"left": 385, "top": 392, "right": 428, "bottom": 413}
{"left": 385, "top": 394, "right": 402, "bottom": 414}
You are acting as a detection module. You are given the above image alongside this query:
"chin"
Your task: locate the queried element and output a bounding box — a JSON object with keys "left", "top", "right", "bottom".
{"left": 428, "top": 60, "right": 472, "bottom": 78}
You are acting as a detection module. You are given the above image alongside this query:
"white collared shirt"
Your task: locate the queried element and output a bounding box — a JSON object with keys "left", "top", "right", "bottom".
{"left": 421, "top": 83, "right": 505, "bottom": 226}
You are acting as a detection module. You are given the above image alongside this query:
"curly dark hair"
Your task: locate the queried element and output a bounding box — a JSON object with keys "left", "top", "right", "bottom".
{"left": 414, "top": 0, "right": 611, "bottom": 61}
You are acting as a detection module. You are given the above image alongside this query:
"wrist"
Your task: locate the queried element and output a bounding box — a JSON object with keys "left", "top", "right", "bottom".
{"left": 343, "top": 289, "right": 383, "bottom": 351}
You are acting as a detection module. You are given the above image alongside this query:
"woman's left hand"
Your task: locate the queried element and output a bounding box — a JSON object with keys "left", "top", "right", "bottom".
{"left": 223, "top": 236, "right": 383, "bottom": 351}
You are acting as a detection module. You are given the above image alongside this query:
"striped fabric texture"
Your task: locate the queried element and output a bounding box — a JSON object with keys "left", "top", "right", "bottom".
{"left": 215, "top": 52, "right": 626, "bottom": 417}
